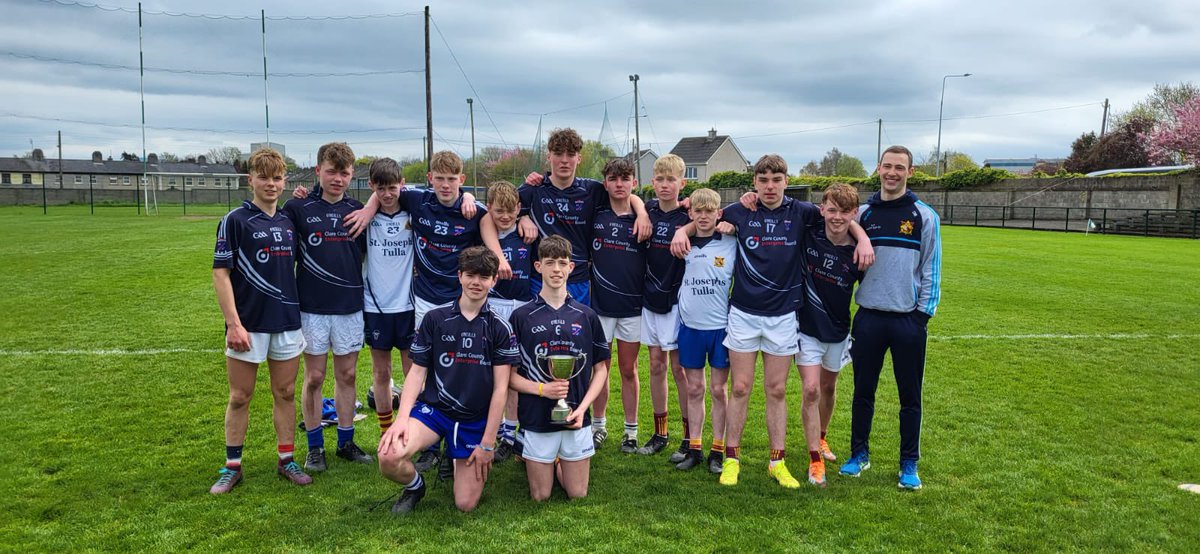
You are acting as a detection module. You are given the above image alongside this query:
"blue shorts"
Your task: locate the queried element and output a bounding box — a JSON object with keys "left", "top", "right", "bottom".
{"left": 530, "top": 279, "right": 591, "bottom": 306}
{"left": 409, "top": 401, "right": 487, "bottom": 460}
{"left": 678, "top": 324, "right": 730, "bottom": 370}
{"left": 364, "top": 310, "right": 416, "bottom": 351}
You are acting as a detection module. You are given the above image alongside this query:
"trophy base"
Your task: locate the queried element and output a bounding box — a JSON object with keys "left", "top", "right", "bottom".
{"left": 550, "top": 406, "right": 571, "bottom": 425}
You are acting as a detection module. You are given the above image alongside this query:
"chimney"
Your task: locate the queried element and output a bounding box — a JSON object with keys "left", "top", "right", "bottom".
{"left": 147, "top": 153, "right": 159, "bottom": 164}
{"left": 707, "top": 128, "right": 717, "bottom": 141}
{"left": 197, "top": 155, "right": 207, "bottom": 165}
{"left": 92, "top": 151, "right": 103, "bottom": 163}
{"left": 32, "top": 148, "right": 44, "bottom": 161}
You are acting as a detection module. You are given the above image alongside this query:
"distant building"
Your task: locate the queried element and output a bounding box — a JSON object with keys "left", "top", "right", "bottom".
{"left": 668, "top": 129, "right": 749, "bottom": 182}
{"left": 0, "top": 149, "right": 243, "bottom": 190}
{"left": 613, "top": 148, "right": 658, "bottom": 185}
{"left": 240, "top": 142, "right": 288, "bottom": 162}
{"left": 982, "top": 157, "right": 1066, "bottom": 175}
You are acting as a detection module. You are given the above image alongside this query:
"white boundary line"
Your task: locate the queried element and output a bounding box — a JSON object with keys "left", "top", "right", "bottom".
{"left": 0, "top": 347, "right": 219, "bottom": 356}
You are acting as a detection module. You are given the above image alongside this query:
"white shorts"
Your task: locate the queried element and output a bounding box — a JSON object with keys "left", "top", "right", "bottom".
{"left": 414, "top": 296, "right": 454, "bottom": 330}
{"left": 226, "top": 328, "right": 306, "bottom": 364}
{"left": 300, "top": 311, "right": 364, "bottom": 356}
{"left": 795, "top": 331, "right": 852, "bottom": 372}
{"left": 723, "top": 306, "right": 799, "bottom": 356}
{"left": 640, "top": 306, "right": 680, "bottom": 351}
{"left": 599, "top": 315, "right": 642, "bottom": 343}
{"left": 487, "top": 298, "right": 529, "bottom": 323}
{"left": 520, "top": 427, "right": 595, "bottom": 463}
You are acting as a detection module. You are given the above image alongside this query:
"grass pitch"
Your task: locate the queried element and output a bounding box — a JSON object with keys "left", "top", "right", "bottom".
{"left": 1, "top": 205, "right": 1198, "bottom": 552}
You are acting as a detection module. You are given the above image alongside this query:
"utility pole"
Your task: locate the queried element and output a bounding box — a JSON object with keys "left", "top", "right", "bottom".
{"left": 629, "top": 74, "right": 640, "bottom": 185}
{"left": 936, "top": 73, "right": 972, "bottom": 177}
{"left": 1100, "top": 98, "right": 1110, "bottom": 137}
{"left": 424, "top": 6, "right": 433, "bottom": 175}
{"left": 876, "top": 118, "right": 882, "bottom": 164}
{"left": 467, "top": 98, "right": 476, "bottom": 196}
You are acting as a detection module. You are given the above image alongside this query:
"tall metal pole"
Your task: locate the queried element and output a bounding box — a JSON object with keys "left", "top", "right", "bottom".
{"left": 424, "top": 6, "right": 433, "bottom": 174}
{"left": 261, "top": 10, "right": 270, "bottom": 144}
{"left": 629, "top": 74, "right": 640, "bottom": 185}
{"left": 467, "top": 98, "right": 476, "bottom": 195}
{"left": 138, "top": 2, "right": 145, "bottom": 214}
{"left": 876, "top": 118, "right": 882, "bottom": 164}
{"left": 1100, "top": 98, "right": 1110, "bottom": 137}
{"left": 935, "top": 73, "right": 971, "bottom": 177}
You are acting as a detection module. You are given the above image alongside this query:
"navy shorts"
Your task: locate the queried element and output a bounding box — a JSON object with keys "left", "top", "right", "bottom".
{"left": 410, "top": 401, "right": 487, "bottom": 460}
{"left": 531, "top": 278, "right": 590, "bottom": 306}
{"left": 364, "top": 310, "right": 416, "bottom": 351}
{"left": 678, "top": 324, "right": 730, "bottom": 370}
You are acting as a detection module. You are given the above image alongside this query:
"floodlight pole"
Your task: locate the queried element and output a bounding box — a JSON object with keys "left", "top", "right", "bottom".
{"left": 935, "top": 73, "right": 971, "bottom": 177}
{"left": 468, "top": 98, "right": 476, "bottom": 196}
{"left": 629, "top": 74, "right": 640, "bottom": 185}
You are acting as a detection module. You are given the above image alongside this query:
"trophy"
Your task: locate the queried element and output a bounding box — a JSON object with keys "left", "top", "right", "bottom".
{"left": 537, "top": 352, "right": 587, "bottom": 425}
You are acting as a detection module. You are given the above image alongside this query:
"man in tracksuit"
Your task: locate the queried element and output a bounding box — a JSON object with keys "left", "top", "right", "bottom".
{"left": 838, "top": 145, "right": 942, "bottom": 490}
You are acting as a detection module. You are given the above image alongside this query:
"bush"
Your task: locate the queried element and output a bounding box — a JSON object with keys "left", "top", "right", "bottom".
{"left": 936, "top": 167, "right": 1014, "bottom": 189}
{"left": 863, "top": 170, "right": 936, "bottom": 190}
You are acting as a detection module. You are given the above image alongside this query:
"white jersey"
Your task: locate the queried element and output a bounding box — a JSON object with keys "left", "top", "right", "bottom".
{"left": 363, "top": 210, "right": 415, "bottom": 313}
{"left": 677, "top": 233, "right": 737, "bottom": 330}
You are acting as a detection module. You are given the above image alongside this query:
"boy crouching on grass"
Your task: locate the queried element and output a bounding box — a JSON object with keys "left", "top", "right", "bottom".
{"left": 377, "top": 247, "right": 518, "bottom": 514}
{"left": 210, "top": 147, "right": 311, "bottom": 494}
{"left": 510, "top": 236, "right": 610, "bottom": 500}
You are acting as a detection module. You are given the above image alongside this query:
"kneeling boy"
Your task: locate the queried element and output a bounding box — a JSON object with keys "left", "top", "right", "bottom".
{"left": 377, "top": 247, "right": 518, "bottom": 514}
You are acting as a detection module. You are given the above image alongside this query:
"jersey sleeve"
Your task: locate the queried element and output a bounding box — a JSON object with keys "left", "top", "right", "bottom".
{"left": 397, "top": 189, "right": 425, "bottom": 213}
{"left": 587, "top": 179, "right": 611, "bottom": 212}
{"left": 212, "top": 213, "right": 238, "bottom": 269}
{"left": 409, "top": 314, "right": 436, "bottom": 368}
{"left": 720, "top": 202, "right": 746, "bottom": 225}
{"left": 490, "top": 317, "right": 520, "bottom": 367}
{"left": 588, "top": 312, "right": 612, "bottom": 365}
{"left": 280, "top": 198, "right": 300, "bottom": 224}
{"left": 917, "top": 208, "right": 942, "bottom": 318}
{"left": 796, "top": 201, "right": 822, "bottom": 229}
{"left": 518, "top": 185, "right": 535, "bottom": 217}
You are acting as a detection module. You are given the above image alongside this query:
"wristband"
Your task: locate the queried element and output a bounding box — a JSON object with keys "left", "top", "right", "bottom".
{"left": 538, "top": 383, "right": 543, "bottom": 397}
{"left": 480, "top": 444, "right": 495, "bottom": 452}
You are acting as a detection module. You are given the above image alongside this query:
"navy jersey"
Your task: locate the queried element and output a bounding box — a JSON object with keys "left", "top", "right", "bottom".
{"left": 511, "top": 296, "right": 611, "bottom": 433}
{"left": 409, "top": 301, "right": 519, "bottom": 421}
{"left": 400, "top": 189, "right": 488, "bottom": 305}
{"left": 590, "top": 209, "right": 646, "bottom": 318}
{"left": 519, "top": 176, "right": 608, "bottom": 283}
{"left": 643, "top": 200, "right": 692, "bottom": 314}
{"left": 798, "top": 226, "right": 864, "bottom": 342}
{"left": 281, "top": 195, "right": 365, "bottom": 314}
{"left": 721, "top": 198, "right": 820, "bottom": 317}
{"left": 490, "top": 227, "right": 534, "bottom": 302}
{"left": 213, "top": 201, "right": 302, "bottom": 333}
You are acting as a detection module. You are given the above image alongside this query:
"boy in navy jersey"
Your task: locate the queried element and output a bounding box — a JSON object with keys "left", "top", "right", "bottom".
{"left": 378, "top": 247, "right": 518, "bottom": 514}
{"left": 839, "top": 146, "right": 942, "bottom": 491}
{"left": 674, "top": 188, "right": 736, "bottom": 473}
{"left": 360, "top": 158, "right": 417, "bottom": 441}
{"left": 481, "top": 127, "right": 650, "bottom": 309}
{"left": 637, "top": 154, "right": 693, "bottom": 462}
{"left": 671, "top": 154, "right": 873, "bottom": 488}
{"left": 510, "top": 236, "right": 610, "bottom": 501}
{"left": 482, "top": 180, "right": 533, "bottom": 461}
{"left": 283, "top": 142, "right": 373, "bottom": 471}
{"left": 210, "top": 148, "right": 312, "bottom": 493}
{"left": 795, "top": 183, "right": 865, "bottom": 487}
{"left": 588, "top": 158, "right": 647, "bottom": 453}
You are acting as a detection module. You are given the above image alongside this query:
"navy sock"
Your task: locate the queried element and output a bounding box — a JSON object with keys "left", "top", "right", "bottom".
{"left": 306, "top": 426, "right": 324, "bottom": 450}
{"left": 336, "top": 426, "right": 355, "bottom": 449}
{"left": 225, "top": 445, "right": 243, "bottom": 468}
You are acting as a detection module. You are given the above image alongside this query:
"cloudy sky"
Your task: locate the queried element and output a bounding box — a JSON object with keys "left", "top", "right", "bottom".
{"left": 2, "top": 0, "right": 1198, "bottom": 171}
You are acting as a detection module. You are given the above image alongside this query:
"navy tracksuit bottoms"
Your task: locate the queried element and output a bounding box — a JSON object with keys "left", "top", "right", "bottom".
{"left": 849, "top": 308, "right": 928, "bottom": 461}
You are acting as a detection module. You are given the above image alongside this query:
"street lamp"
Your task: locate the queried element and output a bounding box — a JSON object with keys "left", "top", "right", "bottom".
{"left": 467, "top": 98, "right": 476, "bottom": 195}
{"left": 935, "top": 73, "right": 972, "bottom": 177}
{"left": 629, "top": 74, "right": 640, "bottom": 185}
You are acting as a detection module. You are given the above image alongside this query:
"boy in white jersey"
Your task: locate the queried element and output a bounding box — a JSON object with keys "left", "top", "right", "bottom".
{"left": 361, "top": 158, "right": 416, "bottom": 441}
{"left": 674, "top": 188, "right": 736, "bottom": 473}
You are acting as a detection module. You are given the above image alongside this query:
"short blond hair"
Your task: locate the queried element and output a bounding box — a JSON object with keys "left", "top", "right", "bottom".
{"left": 688, "top": 188, "right": 721, "bottom": 211}
{"left": 429, "top": 150, "right": 463, "bottom": 175}
{"left": 487, "top": 181, "right": 519, "bottom": 211}
{"left": 248, "top": 148, "right": 286, "bottom": 178}
{"left": 653, "top": 154, "right": 685, "bottom": 178}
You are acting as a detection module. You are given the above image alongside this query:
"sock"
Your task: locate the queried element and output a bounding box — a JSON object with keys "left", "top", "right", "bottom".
{"left": 681, "top": 417, "right": 690, "bottom": 438}
{"left": 653, "top": 412, "right": 668, "bottom": 437}
{"left": 406, "top": 472, "right": 424, "bottom": 491}
{"left": 820, "top": 430, "right": 827, "bottom": 440}
{"left": 592, "top": 417, "right": 606, "bottom": 431}
{"left": 689, "top": 438, "right": 702, "bottom": 451}
{"left": 225, "top": 445, "right": 243, "bottom": 469}
{"left": 278, "top": 443, "right": 295, "bottom": 463}
{"left": 711, "top": 438, "right": 725, "bottom": 455}
{"left": 377, "top": 410, "right": 394, "bottom": 432}
{"left": 769, "top": 448, "right": 786, "bottom": 468}
{"left": 336, "top": 426, "right": 355, "bottom": 449}
{"left": 725, "top": 445, "right": 740, "bottom": 460}
{"left": 623, "top": 422, "right": 638, "bottom": 441}
{"left": 500, "top": 419, "right": 518, "bottom": 443}
{"left": 306, "top": 426, "right": 324, "bottom": 451}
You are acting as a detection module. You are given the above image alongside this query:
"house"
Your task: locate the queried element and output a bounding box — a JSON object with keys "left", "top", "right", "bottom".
{"left": 668, "top": 129, "right": 749, "bottom": 182}
{"left": 0, "top": 149, "right": 242, "bottom": 191}
{"left": 614, "top": 148, "right": 658, "bottom": 185}
{"left": 981, "top": 157, "right": 1066, "bottom": 175}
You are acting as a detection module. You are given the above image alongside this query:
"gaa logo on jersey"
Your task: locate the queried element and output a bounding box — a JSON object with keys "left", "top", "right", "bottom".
{"left": 570, "top": 323, "right": 583, "bottom": 336}
{"left": 592, "top": 238, "right": 602, "bottom": 251}
{"left": 745, "top": 236, "right": 761, "bottom": 250}
{"left": 308, "top": 232, "right": 323, "bottom": 247}
{"left": 439, "top": 352, "right": 456, "bottom": 368}
{"left": 256, "top": 247, "right": 271, "bottom": 263}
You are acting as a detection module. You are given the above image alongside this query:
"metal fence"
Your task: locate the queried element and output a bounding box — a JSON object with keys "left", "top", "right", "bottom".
{"left": 940, "top": 204, "right": 1200, "bottom": 239}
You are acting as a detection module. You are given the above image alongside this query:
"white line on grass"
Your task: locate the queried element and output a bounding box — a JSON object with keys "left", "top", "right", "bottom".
{"left": 0, "top": 347, "right": 220, "bottom": 356}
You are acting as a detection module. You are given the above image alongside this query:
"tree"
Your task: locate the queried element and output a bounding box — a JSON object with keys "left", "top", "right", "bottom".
{"left": 799, "top": 161, "right": 820, "bottom": 176}
{"left": 577, "top": 140, "right": 617, "bottom": 181}
{"left": 1063, "top": 132, "right": 1099, "bottom": 173}
{"left": 206, "top": 146, "right": 242, "bottom": 165}
{"left": 402, "top": 162, "right": 427, "bottom": 184}
{"left": 1074, "top": 117, "right": 1153, "bottom": 173}
{"left": 158, "top": 152, "right": 180, "bottom": 162}
{"left": 120, "top": 151, "right": 139, "bottom": 161}
{"left": 1116, "top": 81, "right": 1199, "bottom": 129}
{"left": 915, "top": 148, "right": 976, "bottom": 175}
{"left": 834, "top": 155, "right": 867, "bottom": 178}
{"left": 817, "top": 148, "right": 844, "bottom": 176}
{"left": 355, "top": 155, "right": 379, "bottom": 167}
{"left": 1141, "top": 96, "right": 1200, "bottom": 164}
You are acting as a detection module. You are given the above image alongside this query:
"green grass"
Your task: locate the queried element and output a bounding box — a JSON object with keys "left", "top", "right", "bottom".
{"left": 1, "top": 205, "right": 1198, "bottom": 552}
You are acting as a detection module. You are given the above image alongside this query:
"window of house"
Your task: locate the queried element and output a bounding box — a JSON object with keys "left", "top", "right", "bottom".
{"left": 75, "top": 175, "right": 83, "bottom": 185}
{"left": 123, "top": 176, "right": 131, "bottom": 185}
{"left": 685, "top": 166, "right": 698, "bottom": 179}
{"left": 169, "top": 177, "right": 176, "bottom": 186}
{"left": 89, "top": 175, "right": 97, "bottom": 185}
{"left": 109, "top": 176, "right": 117, "bottom": 184}
{"left": 185, "top": 177, "right": 193, "bottom": 187}
{"left": 198, "top": 177, "right": 206, "bottom": 186}
{"left": 1, "top": 174, "right": 10, "bottom": 184}
{"left": 22, "top": 174, "right": 32, "bottom": 184}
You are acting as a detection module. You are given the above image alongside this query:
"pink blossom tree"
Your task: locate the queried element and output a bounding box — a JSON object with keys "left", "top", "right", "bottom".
{"left": 1142, "top": 97, "right": 1200, "bottom": 165}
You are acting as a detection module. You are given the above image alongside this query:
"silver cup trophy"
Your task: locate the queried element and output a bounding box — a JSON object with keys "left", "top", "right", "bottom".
{"left": 536, "top": 352, "right": 587, "bottom": 424}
